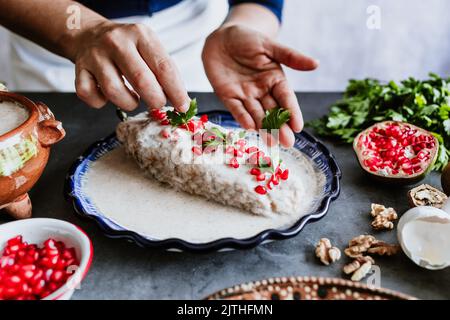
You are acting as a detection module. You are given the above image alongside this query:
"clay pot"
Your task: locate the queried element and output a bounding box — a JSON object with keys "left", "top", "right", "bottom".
{"left": 0, "top": 92, "right": 65, "bottom": 219}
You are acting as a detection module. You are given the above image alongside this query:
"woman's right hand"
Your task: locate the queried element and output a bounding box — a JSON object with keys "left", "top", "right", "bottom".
{"left": 71, "top": 21, "right": 190, "bottom": 112}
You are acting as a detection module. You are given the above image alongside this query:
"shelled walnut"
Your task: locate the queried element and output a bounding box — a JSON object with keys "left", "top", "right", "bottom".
{"left": 407, "top": 184, "right": 447, "bottom": 208}
{"left": 344, "top": 235, "right": 376, "bottom": 258}
{"left": 343, "top": 235, "right": 399, "bottom": 282}
{"left": 343, "top": 256, "right": 375, "bottom": 282}
{"left": 370, "top": 204, "right": 398, "bottom": 230}
{"left": 367, "top": 242, "right": 400, "bottom": 256}
{"left": 315, "top": 238, "right": 341, "bottom": 265}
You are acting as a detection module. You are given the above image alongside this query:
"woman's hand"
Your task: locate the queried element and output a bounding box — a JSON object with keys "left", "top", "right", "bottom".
{"left": 72, "top": 21, "right": 190, "bottom": 112}
{"left": 202, "top": 25, "right": 318, "bottom": 147}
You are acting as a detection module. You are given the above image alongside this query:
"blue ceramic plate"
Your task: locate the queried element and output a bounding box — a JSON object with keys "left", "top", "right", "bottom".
{"left": 65, "top": 111, "right": 341, "bottom": 252}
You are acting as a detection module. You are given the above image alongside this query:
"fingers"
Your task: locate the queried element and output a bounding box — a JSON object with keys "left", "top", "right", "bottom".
{"left": 267, "top": 40, "right": 319, "bottom": 71}
{"left": 272, "top": 80, "right": 304, "bottom": 133}
{"left": 243, "top": 99, "right": 266, "bottom": 129}
{"left": 75, "top": 68, "right": 108, "bottom": 109}
{"left": 90, "top": 59, "right": 139, "bottom": 111}
{"left": 224, "top": 98, "right": 255, "bottom": 130}
{"left": 137, "top": 30, "right": 190, "bottom": 112}
{"left": 112, "top": 45, "right": 167, "bottom": 110}
{"left": 279, "top": 124, "right": 296, "bottom": 148}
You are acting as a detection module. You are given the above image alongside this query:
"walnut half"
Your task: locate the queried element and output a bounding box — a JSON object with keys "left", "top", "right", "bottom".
{"left": 370, "top": 204, "right": 398, "bottom": 231}
{"left": 315, "top": 238, "right": 341, "bottom": 265}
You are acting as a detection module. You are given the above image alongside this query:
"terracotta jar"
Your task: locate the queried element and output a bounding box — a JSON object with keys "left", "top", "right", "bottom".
{"left": 0, "top": 91, "right": 65, "bottom": 219}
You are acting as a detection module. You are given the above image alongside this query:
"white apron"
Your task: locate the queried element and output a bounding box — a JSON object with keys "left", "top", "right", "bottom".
{"left": 9, "top": 0, "right": 228, "bottom": 92}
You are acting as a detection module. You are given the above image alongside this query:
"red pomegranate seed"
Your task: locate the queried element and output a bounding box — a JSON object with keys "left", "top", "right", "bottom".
{"left": 271, "top": 175, "right": 280, "bottom": 186}
{"left": 229, "top": 157, "right": 239, "bottom": 169}
{"left": 7, "top": 236, "right": 23, "bottom": 247}
{"left": 200, "top": 114, "right": 208, "bottom": 123}
{"left": 256, "top": 174, "right": 266, "bottom": 182}
{"left": 160, "top": 119, "right": 170, "bottom": 126}
{"left": 191, "top": 146, "right": 202, "bottom": 156}
{"left": 234, "top": 149, "right": 243, "bottom": 158}
{"left": 250, "top": 168, "right": 261, "bottom": 175}
{"left": 248, "top": 153, "right": 259, "bottom": 165}
{"left": 280, "top": 169, "right": 289, "bottom": 180}
{"left": 160, "top": 128, "right": 171, "bottom": 139}
{"left": 245, "top": 146, "right": 259, "bottom": 154}
{"left": 254, "top": 186, "right": 267, "bottom": 195}
{"left": 187, "top": 121, "right": 196, "bottom": 133}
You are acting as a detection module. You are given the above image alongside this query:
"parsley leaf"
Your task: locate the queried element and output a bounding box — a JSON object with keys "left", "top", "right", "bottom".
{"left": 262, "top": 107, "right": 291, "bottom": 132}
{"left": 166, "top": 99, "right": 198, "bottom": 126}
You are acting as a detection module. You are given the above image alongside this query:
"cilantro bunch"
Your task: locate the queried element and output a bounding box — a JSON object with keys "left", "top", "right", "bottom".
{"left": 308, "top": 73, "right": 450, "bottom": 171}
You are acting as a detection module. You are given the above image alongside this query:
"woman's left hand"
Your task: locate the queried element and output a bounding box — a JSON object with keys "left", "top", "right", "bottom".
{"left": 202, "top": 25, "right": 318, "bottom": 147}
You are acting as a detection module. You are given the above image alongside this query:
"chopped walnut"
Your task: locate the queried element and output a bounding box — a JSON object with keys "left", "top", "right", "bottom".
{"left": 408, "top": 184, "right": 447, "bottom": 208}
{"left": 351, "top": 261, "right": 372, "bottom": 282}
{"left": 344, "top": 235, "right": 376, "bottom": 258}
{"left": 370, "top": 204, "right": 398, "bottom": 230}
{"left": 343, "top": 235, "right": 399, "bottom": 282}
{"left": 315, "top": 238, "right": 341, "bottom": 265}
{"left": 343, "top": 256, "right": 375, "bottom": 281}
{"left": 367, "top": 242, "right": 400, "bottom": 256}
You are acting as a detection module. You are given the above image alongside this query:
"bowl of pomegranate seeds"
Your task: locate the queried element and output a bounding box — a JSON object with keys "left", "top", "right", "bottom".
{"left": 0, "top": 218, "right": 93, "bottom": 300}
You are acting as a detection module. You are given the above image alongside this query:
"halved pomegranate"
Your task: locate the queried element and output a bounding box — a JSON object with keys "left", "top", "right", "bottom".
{"left": 353, "top": 121, "right": 438, "bottom": 184}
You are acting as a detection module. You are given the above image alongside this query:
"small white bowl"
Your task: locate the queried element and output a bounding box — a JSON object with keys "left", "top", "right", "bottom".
{"left": 0, "top": 218, "right": 93, "bottom": 300}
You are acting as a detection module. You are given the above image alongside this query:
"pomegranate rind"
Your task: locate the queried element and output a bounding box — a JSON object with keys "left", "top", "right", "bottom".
{"left": 353, "top": 121, "right": 438, "bottom": 184}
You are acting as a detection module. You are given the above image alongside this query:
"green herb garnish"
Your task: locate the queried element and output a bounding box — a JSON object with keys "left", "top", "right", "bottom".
{"left": 308, "top": 73, "right": 450, "bottom": 171}
{"left": 166, "top": 99, "right": 198, "bottom": 126}
{"left": 262, "top": 107, "right": 291, "bottom": 132}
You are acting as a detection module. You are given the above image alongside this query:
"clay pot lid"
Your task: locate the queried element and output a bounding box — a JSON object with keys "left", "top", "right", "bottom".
{"left": 0, "top": 91, "right": 39, "bottom": 141}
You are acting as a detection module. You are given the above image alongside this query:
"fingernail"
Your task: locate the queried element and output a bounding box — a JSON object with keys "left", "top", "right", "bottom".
{"left": 178, "top": 103, "right": 189, "bottom": 112}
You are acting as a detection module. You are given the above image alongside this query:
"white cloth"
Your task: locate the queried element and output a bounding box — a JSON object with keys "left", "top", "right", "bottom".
{"left": 10, "top": 0, "right": 228, "bottom": 92}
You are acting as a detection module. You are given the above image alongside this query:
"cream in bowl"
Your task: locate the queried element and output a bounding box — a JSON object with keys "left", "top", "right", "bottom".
{"left": 0, "top": 100, "right": 29, "bottom": 136}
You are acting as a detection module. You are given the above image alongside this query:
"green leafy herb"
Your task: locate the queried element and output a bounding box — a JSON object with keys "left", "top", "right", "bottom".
{"left": 307, "top": 73, "right": 450, "bottom": 171}
{"left": 166, "top": 99, "right": 198, "bottom": 126}
{"left": 262, "top": 107, "right": 291, "bottom": 132}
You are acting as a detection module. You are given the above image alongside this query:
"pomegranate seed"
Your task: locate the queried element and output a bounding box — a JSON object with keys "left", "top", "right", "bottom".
{"left": 51, "top": 270, "right": 65, "bottom": 283}
{"left": 160, "top": 128, "right": 171, "bottom": 139}
{"left": 280, "top": 169, "right": 289, "bottom": 180}
{"left": 271, "top": 175, "right": 280, "bottom": 186}
{"left": 191, "top": 146, "right": 202, "bottom": 156}
{"left": 254, "top": 186, "right": 267, "bottom": 195}
{"left": 261, "top": 156, "right": 272, "bottom": 167}
{"left": 229, "top": 157, "right": 239, "bottom": 169}
{"left": 200, "top": 114, "right": 208, "bottom": 123}
{"left": 160, "top": 119, "right": 170, "bottom": 126}
{"left": 234, "top": 149, "right": 243, "bottom": 158}
{"left": 236, "top": 139, "right": 247, "bottom": 147}
{"left": 187, "top": 121, "right": 196, "bottom": 133}
{"left": 256, "top": 174, "right": 266, "bottom": 182}
{"left": 245, "top": 146, "right": 259, "bottom": 154}
{"left": 250, "top": 168, "right": 261, "bottom": 176}
{"left": 248, "top": 154, "right": 260, "bottom": 165}
{"left": 7, "top": 236, "right": 23, "bottom": 247}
